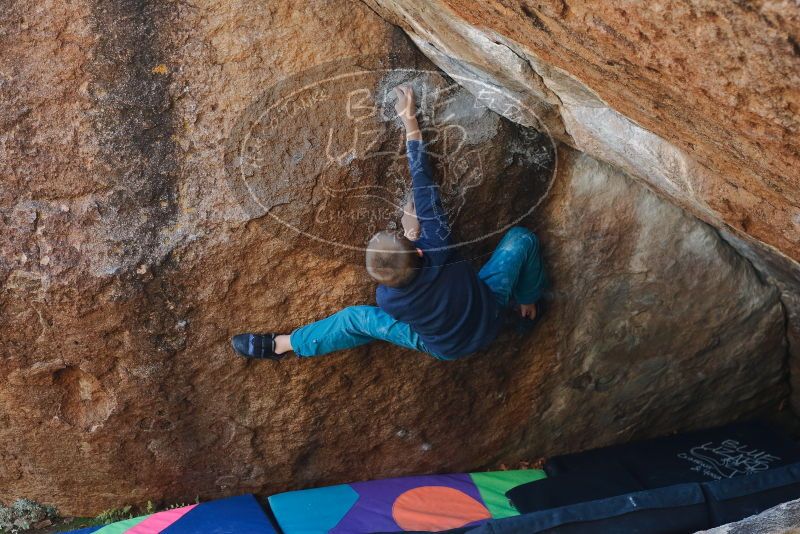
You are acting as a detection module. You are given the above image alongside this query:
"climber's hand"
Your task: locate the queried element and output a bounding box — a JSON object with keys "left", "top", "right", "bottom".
{"left": 395, "top": 85, "right": 421, "bottom": 141}
{"left": 520, "top": 303, "right": 537, "bottom": 320}
{"left": 394, "top": 85, "right": 417, "bottom": 122}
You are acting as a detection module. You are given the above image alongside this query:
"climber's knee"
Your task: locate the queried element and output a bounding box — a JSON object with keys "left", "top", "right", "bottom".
{"left": 501, "top": 226, "right": 538, "bottom": 253}
{"left": 339, "top": 305, "right": 381, "bottom": 334}
{"left": 505, "top": 226, "right": 534, "bottom": 241}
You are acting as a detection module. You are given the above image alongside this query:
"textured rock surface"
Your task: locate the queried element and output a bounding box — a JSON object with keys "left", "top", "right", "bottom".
{"left": 224, "top": 58, "right": 556, "bottom": 264}
{"left": 362, "top": 0, "right": 800, "bottom": 409}
{"left": 697, "top": 498, "right": 800, "bottom": 533}
{"left": 0, "top": 0, "right": 789, "bottom": 515}
{"left": 363, "top": 0, "right": 800, "bottom": 263}
{"left": 530, "top": 147, "right": 786, "bottom": 450}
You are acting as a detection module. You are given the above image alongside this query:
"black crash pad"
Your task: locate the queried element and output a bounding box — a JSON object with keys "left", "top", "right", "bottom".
{"left": 544, "top": 420, "right": 800, "bottom": 489}
{"left": 506, "top": 468, "right": 645, "bottom": 515}
{"left": 702, "top": 460, "right": 800, "bottom": 526}
{"left": 463, "top": 483, "right": 709, "bottom": 534}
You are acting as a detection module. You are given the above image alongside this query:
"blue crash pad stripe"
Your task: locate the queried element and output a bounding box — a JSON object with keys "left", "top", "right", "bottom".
{"left": 269, "top": 484, "right": 359, "bottom": 534}
{"left": 161, "top": 494, "right": 277, "bottom": 534}
{"left": 64, "top": 495, "right": 275, "bottom": 534}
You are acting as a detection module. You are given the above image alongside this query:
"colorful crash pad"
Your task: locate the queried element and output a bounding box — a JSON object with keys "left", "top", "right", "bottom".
{"left": 268, "top": 470, "right": 546, "bottom": 533}
{"left": 66, "top": 494, "right": 276, "bottom": 534}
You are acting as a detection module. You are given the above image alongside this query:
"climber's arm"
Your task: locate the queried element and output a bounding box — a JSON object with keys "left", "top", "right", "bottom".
{"left": 395, "top": 85, "right": 451, "bottom": 249}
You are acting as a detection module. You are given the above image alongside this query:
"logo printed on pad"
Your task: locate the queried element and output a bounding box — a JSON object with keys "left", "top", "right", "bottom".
{"left": 678, "top": 440, "right": 781, "bottom": 479}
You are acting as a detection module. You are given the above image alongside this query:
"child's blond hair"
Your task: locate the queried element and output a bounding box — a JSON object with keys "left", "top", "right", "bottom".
{"left": 365, "top": 231, "right": 422, "bottom": 288}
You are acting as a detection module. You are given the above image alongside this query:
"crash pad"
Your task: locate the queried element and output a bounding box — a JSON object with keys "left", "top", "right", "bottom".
{"left": 702, "top": 460, "right": 800, "bottom": 525}
{"left": 268, "top": 469, "right": 546, "bottom": 533}
{"left": 544, "top": 420, "right": 800, "bottom": 488}
{"left": 469, "top": 470, "right": 546, "bottom": 519}
{"left": 464, "top": 483, "right": 710, "bottom": 534}
{"left": 506, "top": 469, "right": 645, "bottom": 514}
{"left": 66, "top": 495, "right": 276, "bottom": 534}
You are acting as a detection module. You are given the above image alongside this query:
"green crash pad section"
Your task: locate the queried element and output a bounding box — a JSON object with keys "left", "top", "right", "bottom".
{"left": 470, "top": 469, "right": 547, "bottom": 518}
{"left": 93, "top": 515, "right": 151, "bottom": 534}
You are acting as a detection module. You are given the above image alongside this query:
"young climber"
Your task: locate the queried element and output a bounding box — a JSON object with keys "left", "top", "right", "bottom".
{"left": 231, "top": 85, "right": 548, "bottom": 361}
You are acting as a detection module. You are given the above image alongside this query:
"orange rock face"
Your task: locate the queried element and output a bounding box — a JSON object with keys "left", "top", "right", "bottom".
{"left": 367, "top": 0, "right": 800, "bottom": 263}
{"left": 364, "top": 0, "right": 800, "bottom": 403}
{"left": 0, "top": 0, "right": 791, "bottom": 515}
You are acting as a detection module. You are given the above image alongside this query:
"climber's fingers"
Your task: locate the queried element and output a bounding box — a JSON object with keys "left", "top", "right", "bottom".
{"left": 394, "top": 87, "right": 406, "bottom": 114}
{"left": 394, "top": 85, "right": 408, "bottom": 104}
{"left": 394, "top": 85, "right": 416, "bottom": 119}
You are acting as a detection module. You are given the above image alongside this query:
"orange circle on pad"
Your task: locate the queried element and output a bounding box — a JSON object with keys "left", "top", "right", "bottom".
{"left": 392, "top": 486, "right": 491, "bottom": 531}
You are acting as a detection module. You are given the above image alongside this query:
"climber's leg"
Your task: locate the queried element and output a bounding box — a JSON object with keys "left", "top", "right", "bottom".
{"left": 288, "top": 305, "right": 435, "bottom": 358}
{"left": 478, "top": 226, "right": 548, "bottom": 308}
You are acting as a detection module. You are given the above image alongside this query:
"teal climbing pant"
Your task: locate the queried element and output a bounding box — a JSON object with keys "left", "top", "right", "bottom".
{"left": 478, "top": 226, "right": 548, "bottom": 308}
{"left": 289, "top": 226, "right": 547, "bottom": 360}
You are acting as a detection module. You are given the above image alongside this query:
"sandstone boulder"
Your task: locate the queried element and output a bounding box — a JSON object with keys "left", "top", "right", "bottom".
{"left": 0, "top": 0, "right": 789, "bottom": 515}
{"left": 363, "top": 0, "right": 800, "bottom": 408}
{"left": 364, "top": 0, "right": 800, "bottom": 264}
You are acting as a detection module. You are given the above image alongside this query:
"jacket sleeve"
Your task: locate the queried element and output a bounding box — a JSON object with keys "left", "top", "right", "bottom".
{"left": 406, "top": 140, "right": 451, "bottom": 251}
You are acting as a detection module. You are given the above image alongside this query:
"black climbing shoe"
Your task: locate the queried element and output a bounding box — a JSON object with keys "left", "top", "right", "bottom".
{"left": 231, "top": 333, "right": 284, "bottom": 360}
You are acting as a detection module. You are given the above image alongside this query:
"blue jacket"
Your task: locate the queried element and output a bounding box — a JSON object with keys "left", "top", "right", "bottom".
{"left": 376, "top": 140, "right": 502, "bottom": 359}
